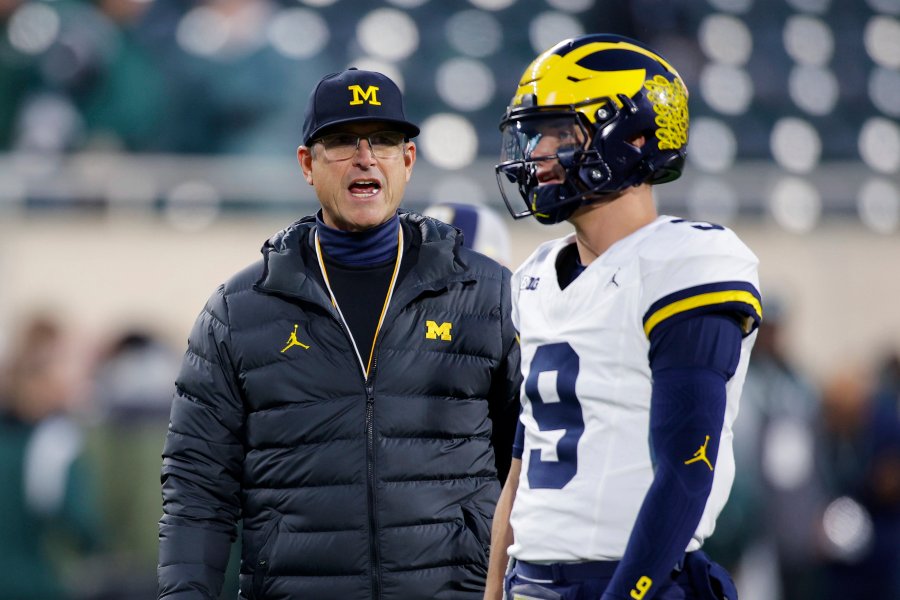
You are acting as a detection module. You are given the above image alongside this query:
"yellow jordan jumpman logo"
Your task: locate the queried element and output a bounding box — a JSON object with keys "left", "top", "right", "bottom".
{"left": 684, "top": 435, "right": 713, "bottom": 471}
{"left": 280, "top": 324, "right": 310, "bottom": 353}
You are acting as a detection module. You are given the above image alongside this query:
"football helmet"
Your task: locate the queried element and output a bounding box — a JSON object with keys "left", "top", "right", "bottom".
{"left": 496, "top": 34, "right": 689, "bottom": 224}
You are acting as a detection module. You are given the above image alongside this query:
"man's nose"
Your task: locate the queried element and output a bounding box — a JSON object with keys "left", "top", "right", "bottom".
{"left": 353, "top": 138, "right": 376, "bottom": 165}
{"left": 534, "top": 158, "right": 559, "bottom": 179}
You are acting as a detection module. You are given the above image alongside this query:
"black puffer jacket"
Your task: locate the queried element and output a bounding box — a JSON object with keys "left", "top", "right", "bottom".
{"left": 159, "top": 212, "right": 521, "bottom": 599}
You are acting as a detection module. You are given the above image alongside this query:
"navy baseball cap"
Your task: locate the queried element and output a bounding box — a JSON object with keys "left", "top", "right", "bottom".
{"left": 301, "top": 68, "right": 420, "bottom": 145}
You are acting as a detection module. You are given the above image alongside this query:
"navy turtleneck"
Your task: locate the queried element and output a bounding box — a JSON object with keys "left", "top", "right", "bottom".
{"left": 316, "top": 211, "right": 400, "bottom": 266}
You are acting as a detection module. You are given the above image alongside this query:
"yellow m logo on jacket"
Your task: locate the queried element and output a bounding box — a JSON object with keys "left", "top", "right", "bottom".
{"left": 348, "top": 85, "right": 381, "bottom": 106}
{"left": 425, "top": 320, "right": 452, "bottom": 341}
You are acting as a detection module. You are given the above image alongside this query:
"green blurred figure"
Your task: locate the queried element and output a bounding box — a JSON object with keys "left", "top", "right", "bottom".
{"left": 0, "top": 316, "right": 104, "bottom": 599}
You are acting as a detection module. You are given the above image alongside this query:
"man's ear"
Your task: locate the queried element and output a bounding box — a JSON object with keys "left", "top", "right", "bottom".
{"left": 404, "top": 142, "right": 416, "bottom": 182}
{"left": 297, "top": 146, "right": 314, "bottom": 185}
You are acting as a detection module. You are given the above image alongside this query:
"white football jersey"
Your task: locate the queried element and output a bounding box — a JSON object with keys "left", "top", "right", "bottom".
{"left": 509, "top": 215, "right": 761, "bottom": 562}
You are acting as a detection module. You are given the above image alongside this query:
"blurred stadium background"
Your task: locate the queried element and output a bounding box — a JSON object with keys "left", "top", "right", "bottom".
{"left": 0, "top": 0, "right": 898, "bottom": 599}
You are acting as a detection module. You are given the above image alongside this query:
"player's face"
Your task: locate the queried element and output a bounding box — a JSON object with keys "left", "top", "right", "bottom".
{"left": 529, "top": 119, "right": 586, "bottom": 185}
{"left": 297, "top": 121, "right": 416, "bottom": 232}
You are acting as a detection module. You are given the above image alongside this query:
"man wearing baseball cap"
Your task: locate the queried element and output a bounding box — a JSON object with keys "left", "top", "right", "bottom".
{"left": 158, "top": 68, "right": 521, "bottom": 599}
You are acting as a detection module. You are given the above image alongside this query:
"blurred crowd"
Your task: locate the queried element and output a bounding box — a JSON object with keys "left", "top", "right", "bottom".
{"left": 2, "top": 297, "right": 899, "bottom": 598}
{"left": 0, "top": 0, "right": 345, "bottom": 156}
{"left": 4, "top": 0, "right": 882, "bottom": 162}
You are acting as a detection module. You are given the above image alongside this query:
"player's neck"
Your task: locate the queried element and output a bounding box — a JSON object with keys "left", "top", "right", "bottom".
{"left": 569, "top": 185, "right": 657, "bottom": 265}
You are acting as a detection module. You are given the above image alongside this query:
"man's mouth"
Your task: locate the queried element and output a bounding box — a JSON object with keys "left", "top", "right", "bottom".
{"left": 349, "top": 179, "right": 382, "bottom": 197}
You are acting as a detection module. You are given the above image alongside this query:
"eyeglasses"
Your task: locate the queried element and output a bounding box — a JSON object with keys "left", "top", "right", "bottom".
{"left": 314, "top": 131, "right": 407, "bottom": 161}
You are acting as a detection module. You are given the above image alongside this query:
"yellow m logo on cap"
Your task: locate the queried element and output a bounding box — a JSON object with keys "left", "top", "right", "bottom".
{"left": 348, "top": 85, "right": 381, "bottom": 106}
{"left": 425, "top": 320, "right": 452, "bottom": 341}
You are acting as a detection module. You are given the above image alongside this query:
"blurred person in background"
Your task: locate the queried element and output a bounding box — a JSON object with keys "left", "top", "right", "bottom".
{"left": 158, "top": 68, "right": 521, "bottom": 599}
{"left": 704, "top": 299, "right": 825, "bottom": 600}
{"left": 93, "top": 328, "right": 180, "bottom": 422}
{"left": 817, "top": 364, "right": 900, "bottom": 599}
{"left": 89, "top": 328, "right": 181, "bottom": 598}
{"left": 423, "top": 201, "right": 512, "bottom": 266}
{"left": 873, "top": 349, "right": 900, "bottom": 408}
{"left": 0, "top": 314, "right": 104, "bottom": 600}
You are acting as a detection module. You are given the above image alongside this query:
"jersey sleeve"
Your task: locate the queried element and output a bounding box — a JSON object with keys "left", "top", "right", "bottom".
{"left": 639, "top": 222, "right": 762, "bottom": 339}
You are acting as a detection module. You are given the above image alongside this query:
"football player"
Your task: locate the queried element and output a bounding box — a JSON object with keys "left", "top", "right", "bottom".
{"left": 484, "top": 34, "right": 762, "bottom": 600}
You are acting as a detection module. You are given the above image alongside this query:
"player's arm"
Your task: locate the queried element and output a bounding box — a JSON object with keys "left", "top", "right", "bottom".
{"left": 600, "top": 312, "right": 745, "bottom": 600}
{"left": 485, "top": 455, "right": 521, "bottom": 600}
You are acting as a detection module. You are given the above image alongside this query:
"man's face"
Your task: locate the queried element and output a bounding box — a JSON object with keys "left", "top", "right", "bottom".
{"left": 297, "top": 121, "right": 416, "bottom": 232}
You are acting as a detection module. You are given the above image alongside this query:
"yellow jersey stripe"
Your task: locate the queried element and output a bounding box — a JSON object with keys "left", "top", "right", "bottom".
{"left": 643, "top": 290, "right": 763, "bottom": 338}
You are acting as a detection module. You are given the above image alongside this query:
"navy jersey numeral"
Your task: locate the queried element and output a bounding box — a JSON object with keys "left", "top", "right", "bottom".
{"left": 525, "top": 342, "right": 584, "bottom": 489}
{"left": 670, "top": 218, "right": 724, "bottom": 231}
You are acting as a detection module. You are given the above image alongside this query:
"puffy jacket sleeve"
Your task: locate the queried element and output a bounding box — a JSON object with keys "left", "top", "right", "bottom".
{"left": 489, "top": 266, "right": 523, "bottom": 484}
{"left": 158, "top": 285, "right": 244, "bottom": 599}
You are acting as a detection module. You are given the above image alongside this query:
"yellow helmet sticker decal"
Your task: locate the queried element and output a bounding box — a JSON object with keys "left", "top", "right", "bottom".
{"left": 644, "top": 75, "right": 689, "bottom": 150}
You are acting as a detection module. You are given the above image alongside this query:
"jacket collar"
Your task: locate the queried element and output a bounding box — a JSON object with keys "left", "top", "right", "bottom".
{"left": 255, "top": 211, "right": 474, "bottom": 308}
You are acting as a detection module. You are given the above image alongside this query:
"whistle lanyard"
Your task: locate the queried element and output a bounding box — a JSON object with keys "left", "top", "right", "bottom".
{"left": 314, "top": 226, "right": 404, "bottom": 380}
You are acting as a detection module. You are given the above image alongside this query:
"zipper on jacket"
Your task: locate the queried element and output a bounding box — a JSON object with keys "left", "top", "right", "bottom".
{"left": 324, "top": 306, "right": 382, "bottom": 600}
{"left": 364, "top": 382, "right": 382, "bottom": 600}
{"left": 326, "top": 312, "right": 383, "bottom": 598}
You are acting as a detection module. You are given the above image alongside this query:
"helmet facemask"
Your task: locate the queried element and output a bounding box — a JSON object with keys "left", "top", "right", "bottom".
{"left": 497, "top": 106, "right": 597, "bottom": 224}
